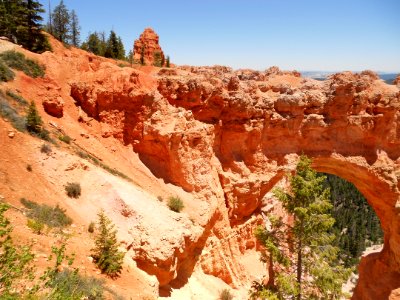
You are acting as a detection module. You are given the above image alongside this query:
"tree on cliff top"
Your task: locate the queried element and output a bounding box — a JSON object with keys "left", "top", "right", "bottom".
{"left": 51, "top": 0, "right": 70, "bottom": 44}
{"left": 252, "top": 155, "right": 350, "bottom": 300}
{"left": 70, "top": 9, "right": 80, "bottom": 47}
{"left": 0, "top": 0, "right": 51, "bottom": 53}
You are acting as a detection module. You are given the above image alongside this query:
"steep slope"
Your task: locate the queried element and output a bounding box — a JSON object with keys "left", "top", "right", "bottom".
{"left": 1, "top": 35, "right": 400, "bottom": 299}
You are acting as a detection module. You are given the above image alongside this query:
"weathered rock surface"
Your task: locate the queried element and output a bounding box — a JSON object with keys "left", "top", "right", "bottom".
{"left": 42, "top": 96, "right": 64, "bottom": 117}
{"left": 69, "top": 62, "right": 400, "bottom": 299}
{"left": 394, "top": 75, "right": 400, "bottom": 87}
{"left": 133, "top": 28, "right": 165, "bottom": 66}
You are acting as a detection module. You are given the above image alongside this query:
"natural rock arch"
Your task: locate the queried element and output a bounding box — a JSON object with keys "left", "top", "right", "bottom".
{"left": 314, "top": 155, "right": 400, "bottom": 300}
{"left": 70, "top": 65, "right": 400, "bottom": 298}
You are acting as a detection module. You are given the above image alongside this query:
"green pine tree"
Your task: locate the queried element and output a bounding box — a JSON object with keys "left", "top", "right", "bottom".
{"left": 51, "top": 0, "right": 70, "bottom": 43}
{"left": 116, "top": 36, "right": 125, "bottom": 60}
{"left": 26, "top": 101, "right": 43, "bottom": 134}
{"left": 70, "top": 9, "right": 80, "bottom": 47}
{"left": 253, "top": 156, "right": 351, "bottom": 300}
{"left": 153, "top": 51, "right": 162, "bottom": 67}
{"left": 0, "top": 0, "right": 50, "bottom": 53}
{"left": 127, "top": 50, "right": 133, "bottom": 66}
{"left": 91, "top": 210, "right": 124, "bottom": 278}
{"left": 166, "top": 55, "right": 170, "bottom": 68}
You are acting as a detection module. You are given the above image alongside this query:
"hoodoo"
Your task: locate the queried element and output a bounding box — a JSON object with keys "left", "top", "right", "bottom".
{"left": 133, "top": 28, "right": 165, "bottom": 66}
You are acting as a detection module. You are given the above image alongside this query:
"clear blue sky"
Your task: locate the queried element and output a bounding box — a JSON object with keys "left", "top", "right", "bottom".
{"left": 39, "top": 0, "right": 400, "bottom": 72}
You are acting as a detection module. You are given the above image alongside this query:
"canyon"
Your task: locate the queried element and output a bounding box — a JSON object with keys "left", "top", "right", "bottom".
{"left": 1, "top": 31, "right": 400, "bottom": 299}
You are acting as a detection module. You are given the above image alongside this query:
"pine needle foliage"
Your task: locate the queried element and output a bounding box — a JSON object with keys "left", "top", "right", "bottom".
{"left": 26, "top": 100, "right": 42, "bottom": 134}
{"left": 252, "top": 155, "right": 351, "bottom": 300}
{"left": 91, "top": 210, "right": 124, "bottom": 278}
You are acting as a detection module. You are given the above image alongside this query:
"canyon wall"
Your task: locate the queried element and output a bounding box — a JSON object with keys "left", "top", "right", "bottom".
{"left": 69, "top": 62, "right": 400, "bottom": 298}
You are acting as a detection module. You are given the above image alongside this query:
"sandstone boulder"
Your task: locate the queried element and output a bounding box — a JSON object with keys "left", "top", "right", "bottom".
{"left": 42, "top": 96, "right": 64, "bottom": 118}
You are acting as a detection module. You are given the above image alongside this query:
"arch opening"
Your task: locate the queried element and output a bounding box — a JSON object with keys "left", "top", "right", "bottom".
{"left": 311, "top": 156, "right": 400, "bottom": 300}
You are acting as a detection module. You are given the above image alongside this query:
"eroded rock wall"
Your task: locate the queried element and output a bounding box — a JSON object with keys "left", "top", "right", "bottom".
{"left": 67, "top": 61, "right": 400, "bottom": 298}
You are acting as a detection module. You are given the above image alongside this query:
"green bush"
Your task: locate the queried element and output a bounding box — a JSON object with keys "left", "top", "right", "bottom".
{"left": 27, "top": 218, "right": 44, "bottom": 234}
{"left": 58, "top": 134, "right": 71, "bottom": 144}
{"left": 0, "top": 204, "right": 35, "bottom": 297}
{"left": 167, "top": 196, "right": 184, "bottom": 213}
{"left": 6, "top": 90, "right": 28, "bottom": 106}
{"left": 40, "top": 143, "right": 52, "bottom": 154}
{"left": 20, "top": 198, "right": 72, "bottom": 228}
{"left": 0, "top": 51, "right": 45, "bottom": 78}
{"left": 0, "top": 98, "right": 26, "bottom": 132}
{"left": 47, "top": 269, "right": 106, "bottom": 300}
{"left": 65, "top": 182, "right": 81, "bottom": 198}
{"left": 219, "top": 289, "right": 233, "bottom": 300}
{"left": 76, "top": 150, "right": 89, "bottom": 159}
{"left": 0, "top": 59, "right": 15, "bottom": 82}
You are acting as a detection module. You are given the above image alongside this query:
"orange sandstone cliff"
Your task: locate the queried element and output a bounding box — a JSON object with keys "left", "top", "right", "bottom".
{"left": 1, "top": 35, "right": 400, "bottom": 299}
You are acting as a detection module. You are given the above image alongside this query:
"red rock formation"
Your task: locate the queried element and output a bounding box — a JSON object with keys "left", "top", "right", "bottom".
{"left": 42, "top": 96, "right": 64, "bottom": 117}
{"left": 69, "top": 62, "right": 400, "bottom": 298}
{"left": 7, "top": 36, "right": 398, "bottom": 298}
{"left": 133, "top": 28, "right": 165, "bottom": 66}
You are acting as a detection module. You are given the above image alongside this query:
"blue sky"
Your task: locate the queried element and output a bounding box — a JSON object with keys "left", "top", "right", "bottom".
{"left": 39, "top": 0, "right": 400, "bottom": 72}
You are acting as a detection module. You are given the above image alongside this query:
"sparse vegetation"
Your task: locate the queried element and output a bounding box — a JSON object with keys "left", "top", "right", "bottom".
{"left": 1, "top": 203, "right": 119, "bottom": 299}
{"left": 26, "top": 101, "right": 51, "bottom": 140}
{"left": 41, "top": 242, "right": 117, "bottom": 299}
{"left": 76, "top": 150, "right": 89, "bottom": 159}
{"left": 219, "top": 289, "right": 234, "bottom": 300}
{"left": 6, "top": 90, "right": 28, "bottom": 106}
{"left": 46, "top": 269, "right": 107, "bottom": 300}
{"left": 0, "top": 203, "right": 35, "bottom": 298}
{"left": 0, "top": 51, "right": 45, "bottom": 78}
{"left": 58, "top": 134, "right": 72, "bottom": 144}
{"left": 167, "top": 196, "right": 184, "bottom": 213}
{"left": 0, "top": 59, "right": 15, "bottom": 82}
{"left": 21, "top": 198, "right": 72, "bottom": 228}
{"left": 40, "top": 143, "right": 52, "bottom": 154}
{"left": 76, "top": 149, "right": 132, "bottom": 181}
{"left": 26, "top": 164, "right": 32, "bottom": 172}
{"left": 91, "top": 210, "right": 125, "bottom": 278}
{"left": 65, "top": 182, "right": 81, "bottom": 198}
{"left": 157, "top": 195, "right": 163, "bottom": 202}
{"left": 0, "top": 97, "right": 26, "bottom": 131}
{"left": 27, "top": 218, "right": 45, "bottom": 234}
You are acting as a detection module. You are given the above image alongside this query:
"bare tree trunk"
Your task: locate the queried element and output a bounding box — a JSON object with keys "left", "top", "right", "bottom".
{"left": 267, "top": 254, "right": 275, "bottom": 288}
